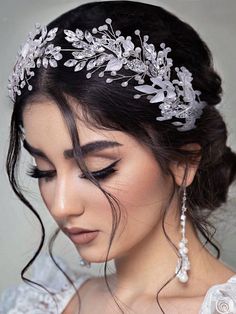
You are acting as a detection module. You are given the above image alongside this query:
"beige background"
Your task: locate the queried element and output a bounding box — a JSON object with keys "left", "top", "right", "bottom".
{"left": 0, "top": 0, "right": 236, "bottom": 293}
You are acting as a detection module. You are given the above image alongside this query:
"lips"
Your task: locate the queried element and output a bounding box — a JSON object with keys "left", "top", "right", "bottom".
{"left": 62, "top": 227, "right": 99, "bottom": 244}
{"left": 71, "top": 231, "right": 99, "bottom": 244}
{"left": 63, "top": 227, "right": 96, "bottom": 235}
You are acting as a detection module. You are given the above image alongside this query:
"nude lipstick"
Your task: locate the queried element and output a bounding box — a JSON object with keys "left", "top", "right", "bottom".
{"left": 63, "top": 227, "right": 99, "bottom": 245}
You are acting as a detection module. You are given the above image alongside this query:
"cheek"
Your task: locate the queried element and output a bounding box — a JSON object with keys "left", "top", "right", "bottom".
{"left": 115, "top": 159, "right": 170, "bottom": 213}
{"left": 109, "top": 160, "right": 172, "bottom": 246}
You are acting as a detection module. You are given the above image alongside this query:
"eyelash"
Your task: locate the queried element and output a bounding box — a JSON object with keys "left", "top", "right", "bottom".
{"left": 26, "top": 159, "right": 120, "bottom": 182}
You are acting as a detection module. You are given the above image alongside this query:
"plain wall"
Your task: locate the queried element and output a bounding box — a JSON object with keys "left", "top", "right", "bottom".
{"left": 0, "top": 0, "right": 236, "bottom": 293}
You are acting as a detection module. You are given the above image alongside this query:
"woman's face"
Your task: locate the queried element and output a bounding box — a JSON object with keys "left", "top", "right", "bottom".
{"left": 23, "top": 100, "right": 176, "bottom": 262}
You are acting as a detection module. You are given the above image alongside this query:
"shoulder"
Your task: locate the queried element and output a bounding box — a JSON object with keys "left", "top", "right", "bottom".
{"left": 199, "top": 272, "right": 236, "bottom": 314}
{"left": 0, "top": 253, "right": 93, "bottom": 314}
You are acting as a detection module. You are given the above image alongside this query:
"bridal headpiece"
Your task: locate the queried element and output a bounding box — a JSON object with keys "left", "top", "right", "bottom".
{"left": 8, "top": 19, "right": 206, "bottom": 131}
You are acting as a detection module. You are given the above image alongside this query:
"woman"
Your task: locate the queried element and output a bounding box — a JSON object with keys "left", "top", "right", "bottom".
{"left": 1, "top": 1, "right": 236, "bottom": 313}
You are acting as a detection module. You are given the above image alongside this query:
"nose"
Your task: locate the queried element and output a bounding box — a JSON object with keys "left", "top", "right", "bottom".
{"left": 50, "top": 174, "right": 85, "bottom": 222}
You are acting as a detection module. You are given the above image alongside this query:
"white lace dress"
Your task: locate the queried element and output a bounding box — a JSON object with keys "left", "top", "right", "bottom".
{"left": 0, "top": 253, "right": 236, "bottom": 314}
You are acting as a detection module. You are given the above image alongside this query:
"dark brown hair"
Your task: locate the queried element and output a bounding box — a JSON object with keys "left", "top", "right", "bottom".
{"left": 6, "top": 1, "right": 236, "bottom": 313}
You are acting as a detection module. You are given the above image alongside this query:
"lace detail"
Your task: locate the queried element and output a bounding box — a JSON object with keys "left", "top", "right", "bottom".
{"left": 1, "top": 253, "right": 235, "bottom": 314}
{"left": 0, "top": 253, "right": 92, "bottom": 314}
{"left": 199, "top": 275, "right": 236, "bottom": 313}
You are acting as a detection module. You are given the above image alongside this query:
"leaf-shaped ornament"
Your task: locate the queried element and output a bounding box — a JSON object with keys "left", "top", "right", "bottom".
{"left": 150, "top": 91, "right": 165, "bottom": 103}
{"left": 87, "top": 59, "right": 97, "bottom": 70}
{"left": 42, "top": 57, "right": 49, "bottom": 68}
{"left": 20, "top": 69, "right": 25, "bottom": 81}
{"left": 74, "top": 61, "right": 86, "bottom": 72}
{"left": 76, "top": 29, "right": 84, "bottom": 40}
{"left": 122, "top": 39, "right": 135, "bottom": 53}
{"left": 72, "top": 41, "right": 86, "bottom": 49}
{"left": 171, "top": 121, "right": 184, "bottom": 127}
{"left": 156, "top": 115, "right": 171, "bottom": 121}
{"left": 21, "top": 43, "right": 30, "bottom": 59}
{"left": 36, "top": 58, "right": 41, "bottom": 68}
{"left": 96, "top": 55, "right": 107, "bottom": 66}
{"left": 150, "top": 77, "right": 166, "bottom": 89}
{"left": 40, "top": 26, "right": 48, "bottom": 41}
{"left": 105, "top": 57, "right": 123, "bottom": 72}
{"left": 85, "top": 30, "right": 93, "bottom": 43}
{"left": 46, "top": 28, "right": 58, "bottom": 41}
{"left": 52, "top": 46, "right": 61, "bottom": 54}
{"left": 143, "top": 43, "right": 157, "bottom": 60}
{"left": 64, "top": 59, "right": 78, "bottom": 67}
{"left": 45, "top": 44, "right": 53, "bottom": 55}
{"left": 49, "top": 59, "right": 57, "bottom": 68}
{"left": 72, "top": 51, "right": 87, "bottom": 60}
{"left": 166, "top": 89, "right": 177, "bottom": 100}
{"left": 134, "top": 85, "right": 157, "bottom": 94}
{"left": 54, "top": 52, "right": 63, "bottom": 61}
{"left": 64, "top": 30, "right": 78, "bottom": 42}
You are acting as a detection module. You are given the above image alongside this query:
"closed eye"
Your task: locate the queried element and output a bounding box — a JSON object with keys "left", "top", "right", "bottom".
{"left": 26, "top": 159, "right": 121, "bottom": 182}
{"left": 79, "top": 159, "right": 120, "bottom": 180}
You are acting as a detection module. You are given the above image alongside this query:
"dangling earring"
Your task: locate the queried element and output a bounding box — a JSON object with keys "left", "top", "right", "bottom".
{"left": 175, "top": 186, "right": 190, "bottom": 283}
{"left": 79, "top": 258, "right": 91, "bottom": 268}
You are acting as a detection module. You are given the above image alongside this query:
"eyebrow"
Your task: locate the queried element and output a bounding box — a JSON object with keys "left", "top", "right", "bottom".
{"left": 23, "top": 139, "right": 122, "bottom": 161}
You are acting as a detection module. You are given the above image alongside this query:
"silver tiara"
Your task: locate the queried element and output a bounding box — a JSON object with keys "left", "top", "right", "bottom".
{"left": 8, "top": 19, "right": 206, "bottom": 131}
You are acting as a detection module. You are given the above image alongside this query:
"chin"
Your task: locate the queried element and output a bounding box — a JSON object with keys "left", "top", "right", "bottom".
{"left": 77, "top": 246, "right": 118, "bottom": 264}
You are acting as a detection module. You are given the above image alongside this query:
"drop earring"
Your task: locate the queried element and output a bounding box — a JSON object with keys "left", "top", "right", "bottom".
{"left": 79, "top": 258, "right": 91, "bottom": 268}
{"left": 175, "top": 186, "right": 190, "bottom": 283}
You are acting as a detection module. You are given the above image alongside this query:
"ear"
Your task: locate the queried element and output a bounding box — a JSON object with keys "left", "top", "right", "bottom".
{"left": 169, "top": 143, "right": 201, "bottom": 187}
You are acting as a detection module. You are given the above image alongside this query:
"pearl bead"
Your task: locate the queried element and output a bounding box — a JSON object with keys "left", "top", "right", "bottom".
{"left": 178, "top": 272, "right": 188, "bottom": 283}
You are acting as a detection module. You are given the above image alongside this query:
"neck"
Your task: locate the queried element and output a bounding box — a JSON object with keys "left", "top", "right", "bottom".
{"left": 108, "top": 207, "right": 217, "bottom": 304}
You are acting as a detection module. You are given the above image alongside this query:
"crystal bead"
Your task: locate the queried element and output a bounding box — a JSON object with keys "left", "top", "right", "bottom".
{"left": 105, "top": 18, "right": 112, "bottom": 24}
{"left": 160, "top": 43, "right": 166, "bottom": 49}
